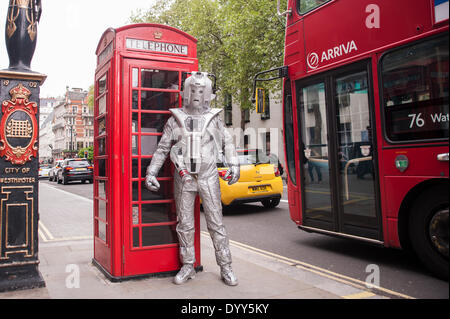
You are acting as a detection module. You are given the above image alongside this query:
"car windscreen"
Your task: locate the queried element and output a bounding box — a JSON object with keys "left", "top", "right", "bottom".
{"left": 237, "top": 151, "right": 278, "bottom": 165}
{"left": 67, "top": 160, "right": 90, "bottom": 168}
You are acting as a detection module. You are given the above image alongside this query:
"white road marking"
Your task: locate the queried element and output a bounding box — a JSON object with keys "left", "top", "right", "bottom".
{"left": 201, "top": 231, "right": 415, "bottom": 299}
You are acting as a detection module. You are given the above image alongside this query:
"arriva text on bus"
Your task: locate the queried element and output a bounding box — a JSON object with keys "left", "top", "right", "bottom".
{"left": 307, "top": 40, "right": 358, "bottom": 69}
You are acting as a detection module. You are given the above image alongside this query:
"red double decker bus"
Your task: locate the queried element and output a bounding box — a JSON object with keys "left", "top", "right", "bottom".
{"left": 276, "top": 0, "right": 448, "bottom": 279}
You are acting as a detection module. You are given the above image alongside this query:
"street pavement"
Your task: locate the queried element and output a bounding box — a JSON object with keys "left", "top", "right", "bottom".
{"left": 0, "top": 181, "right": 392, "bottom": 301}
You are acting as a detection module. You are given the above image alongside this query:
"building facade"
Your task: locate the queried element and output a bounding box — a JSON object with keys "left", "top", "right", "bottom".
{"left": 39, "top": 97, "right": 60, "bottom": 128}
{"left": 220, "top": 91, "right": 286, "bottom": 174}
{"left": 52, "top": 87, "right": 94, "bottom": 159}
{"left": 39, "top": 110, "right": 55, "bottom": 163}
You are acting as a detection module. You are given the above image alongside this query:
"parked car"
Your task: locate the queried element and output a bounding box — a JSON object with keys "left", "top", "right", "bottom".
{"left": 38, "top": 165, "right": 52, "bottom": 179}
{"left": 48, "top": 160, "right": 63, "bottom": 182}
{"left": 217, "top": 149, "right": 283, "bottom": 208}
{"left": 57, "top": 158, "right": 93, "bottom": 185}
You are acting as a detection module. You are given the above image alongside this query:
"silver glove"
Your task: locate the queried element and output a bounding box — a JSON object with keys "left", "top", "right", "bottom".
{"left": 145, "top": 174, "right": 160, "bottom": 192}
{"left": 223, "top": 165, "right": 240, "bottom": 185}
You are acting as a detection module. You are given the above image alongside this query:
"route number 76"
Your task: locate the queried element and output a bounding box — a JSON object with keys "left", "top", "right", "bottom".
{"left": 408, "top": 113, "right": 425, "bottom": 129}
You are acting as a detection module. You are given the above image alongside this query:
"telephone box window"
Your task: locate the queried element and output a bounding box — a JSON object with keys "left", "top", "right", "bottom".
{"left": 132, "top": 113, "right": 138, "bottom": 133}
{"left": 142, "top": 203, "right": 174, "bottom": 224}
{"left": 97, "top": 180, "right": 107, "bottom": 199}
{"left": 132, "top": 159, "right": 139, "bottom": 178}
{"left": 98, "top": 200, "right": 107, "bottom": 221}
{"left": 98, "top": 117, "right": 106, "bottom": 136}
{"left": 98, "top": 159, "right": 107, "bottom": 177}
{"left": 141, "top": 113, "right": 171, "bottom": 133}
{"left": 132, "top": 182, "right": 139, "bottom": 201}
{"left": 142, "top": 225, "right": 178, "bottom": 247}
{"left": 140, "top": 180, "right": 173, "bottom": 201}
{"left": 140, "top": 158, "right": 152, "bottom": 178}
{"left": 132, "top": 68, "right": 139, "bottom": 87}
{"left": 132, "top": 91, "right": 139, "bottom": 110}
{"left": 141, "top": 69, "right": 179, "bottom": 89}
{"left": 98, "top": 138, "right": 106, "bottom": 156}
{"left": 138, "top": 158, "right": 171, "bottom": 178}
{"left": 98, "top": 221, "right": 107, "bottom": 242}
{"left": 99, "top": 95, "right": 107, "bottom": 115}
{"left": 141, "top": 91, "right": 179, "bottom": 110}
{"left": 132, "top": 206, "right": 139, "bottom": 225}
{"left": 98, "top": 75, "right": 107, "bottom": 95}
{"left": 132, "top": 136, "right": 138, "bottom": 155}
{"left": 133, "top": 228, "right": 140, "bottom": 248}
{"left": 141, "top": 135, "right": 162, "bottom": 156}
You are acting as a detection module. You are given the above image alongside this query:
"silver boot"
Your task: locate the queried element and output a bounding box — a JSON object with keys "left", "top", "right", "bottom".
{"left": 173, "top": 264, "right": 196, "bottom": 285}
{"left": 220, "top": 265, "right": 238, "bottom": 286}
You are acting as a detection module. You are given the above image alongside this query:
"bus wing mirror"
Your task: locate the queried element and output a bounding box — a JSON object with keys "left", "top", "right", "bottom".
{"left": 277, "top": 0, "right": 292, "bottom": 17}
{"left": 251, "top": 66, "right": 288, "bottom": 104}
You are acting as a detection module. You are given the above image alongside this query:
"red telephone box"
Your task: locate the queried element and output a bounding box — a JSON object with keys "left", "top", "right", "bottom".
{"left": 92, "top": 24, "right": 201, "bottom": 280}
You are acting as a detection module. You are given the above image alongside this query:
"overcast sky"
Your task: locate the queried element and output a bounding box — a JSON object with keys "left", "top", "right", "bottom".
{"left": 0, "top": 0, "right": 157, "bottom": 98}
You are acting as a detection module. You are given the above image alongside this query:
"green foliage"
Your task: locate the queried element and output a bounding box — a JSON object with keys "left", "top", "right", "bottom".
{"left": 78, "top": 146, "right": 94, "bottom": 161}
{"left": 87, "top": 84, "right": 94, "bottom": 112}
{"left": 129, "top": 0, "right": 285, "bottom": 115}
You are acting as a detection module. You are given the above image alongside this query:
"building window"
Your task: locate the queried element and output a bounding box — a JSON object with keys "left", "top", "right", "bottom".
{"left": 244, "top": 135, "right": 249, "bottom": 149}
{"left": 72, "top": 106, "right": 78, "bottom": 113}
{"left": 224, "top": 93, "right": 232, "bottom": 126}
{"left": 261, "top": 94, "right": 271, "bottom": 120}
{"left": 263, "top": 132, "right": 271, "bottom": 153}
{"left": 77, "top": 142, "right": 84, "bottom": 150}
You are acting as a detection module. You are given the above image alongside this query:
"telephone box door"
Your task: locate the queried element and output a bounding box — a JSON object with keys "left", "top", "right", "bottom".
{"left": 121, "top": 59, "right": 200, "bottom": 276}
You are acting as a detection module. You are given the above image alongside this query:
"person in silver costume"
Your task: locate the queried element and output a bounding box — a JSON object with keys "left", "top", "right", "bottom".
{"left": 145, "top": 72, "right": 240, "bottom": 286}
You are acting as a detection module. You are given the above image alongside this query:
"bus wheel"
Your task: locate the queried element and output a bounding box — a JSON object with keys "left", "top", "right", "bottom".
{"left": 409, "top": 186, "right": 449, "bottom": 280}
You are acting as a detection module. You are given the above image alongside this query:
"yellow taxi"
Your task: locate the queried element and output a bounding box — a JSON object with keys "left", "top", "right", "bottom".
{"left": 218, "top": 149, "right": 283, "bottom": 208}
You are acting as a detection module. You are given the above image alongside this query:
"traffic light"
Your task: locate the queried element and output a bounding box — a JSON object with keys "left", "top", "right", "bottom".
{"left": 255, "top": 88, "right": 265, "bottom": 114}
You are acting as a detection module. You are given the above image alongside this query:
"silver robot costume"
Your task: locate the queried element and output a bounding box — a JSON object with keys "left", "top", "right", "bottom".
{"left": 145, "top": 72, "right": 240, "bottom": 286}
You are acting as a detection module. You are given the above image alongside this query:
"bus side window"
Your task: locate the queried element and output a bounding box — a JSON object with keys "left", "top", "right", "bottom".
{"left": 381, "top": 35, "right": 449, "bottom": 142}
{"left": 284, "top": 82, "right": 297, "bottom": 185}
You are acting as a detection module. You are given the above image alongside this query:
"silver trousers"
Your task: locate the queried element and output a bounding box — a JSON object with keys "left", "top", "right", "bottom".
{"left": 174, "top": 172, "right": 232, "bottom": 267}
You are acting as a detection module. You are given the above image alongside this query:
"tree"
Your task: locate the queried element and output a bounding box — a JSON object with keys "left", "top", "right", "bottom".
{"left": 129, "top": 0, "right": 286, "bottom": 131}
{"left": 87, "top": 84, "right": 94, "bottom": 112}
{"left": 78, "top": 146, "right": 94, "bottom": 162}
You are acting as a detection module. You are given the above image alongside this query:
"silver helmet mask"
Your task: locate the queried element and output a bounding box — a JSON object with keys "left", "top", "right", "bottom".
{"left": 183, "top": 72, "right": 215, "bottom": 112}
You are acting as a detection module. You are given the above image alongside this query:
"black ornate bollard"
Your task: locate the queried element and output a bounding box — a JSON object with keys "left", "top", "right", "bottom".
{"left": 5, "top": 0, "right": 42, "bottom": 72}
{"left": 0, "top": 0, "right": 45, "bottom": 292}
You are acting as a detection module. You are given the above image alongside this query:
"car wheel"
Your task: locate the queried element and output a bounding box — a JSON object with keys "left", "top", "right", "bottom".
{"left": 221, "top": 202, "right": 231, "bottom": 214}
{"left": 409, "top": 186, "right": 449, "bottom": 280}
{"left": 261, "top": 198, "right": 281, "bottom": 209}
{"left": 63, "top": 176, "right": 68, "bottom": 185}
{"left": 57, "top": 175, "right": 61, "bottom": 184}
